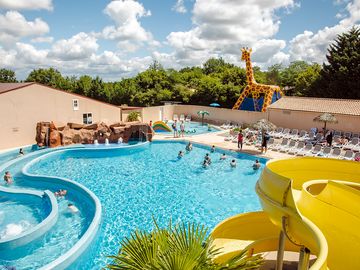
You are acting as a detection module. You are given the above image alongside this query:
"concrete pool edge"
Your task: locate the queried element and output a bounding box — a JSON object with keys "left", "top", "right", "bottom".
{"left": 20, "top": 141, "right": 149, "bottom": 270}
{"left": 0, "top": 188, "right": 58, "bottom": 250}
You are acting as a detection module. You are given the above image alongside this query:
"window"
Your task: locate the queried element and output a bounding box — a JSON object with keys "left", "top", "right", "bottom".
{"left": 83, "top": 113, "right": 93, "bottom": 124}
{"left": 73, "top": 99, "right": 79, "bottom": 110}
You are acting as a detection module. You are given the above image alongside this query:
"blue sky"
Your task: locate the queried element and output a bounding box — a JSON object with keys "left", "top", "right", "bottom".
{"left": 0, "top": 0, "right": 359, "bottom": 80}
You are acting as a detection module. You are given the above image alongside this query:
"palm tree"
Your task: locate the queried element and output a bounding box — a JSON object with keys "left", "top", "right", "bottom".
{"left": 197, "top": 110, "right": 210, "bottom": 126}
{"left": 106, "top": 220, "right": 263, "bottom": 270}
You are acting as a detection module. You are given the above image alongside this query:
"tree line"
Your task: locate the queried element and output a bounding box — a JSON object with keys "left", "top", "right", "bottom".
{"left": 1, "top": 27, "right": 359, "bottom": 107}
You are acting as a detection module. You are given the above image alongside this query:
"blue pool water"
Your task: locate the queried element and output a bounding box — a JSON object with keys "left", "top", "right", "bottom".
{"left": 155, "top": 121, "right": 220, "bottom": 135}
{"left": 0, "top": 195, "right": 47, "bottom": 240}
{"left": 21, "top": 141, "right": 265, "bottom": 269}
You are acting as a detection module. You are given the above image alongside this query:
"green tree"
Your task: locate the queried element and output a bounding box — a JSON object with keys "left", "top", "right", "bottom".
{"left": 312, "top": 26, "right": 360, "bottom": 98}
{"left": 0, "top": 68, "right": 17, "bottom": 82}
{"left": 26, "top": 68, "right": 64, "bottom": 88}
{"left": 294, "top": 63, "right": 321, "bottom": 96}
{"left": 75, "top": 75, "right": 92, "bottom": 96}
{"left": 203, "top": 58, "right": 228, "bottom": 75}
{"left": 266, "top": 64, "right": 282, "bottom": 85}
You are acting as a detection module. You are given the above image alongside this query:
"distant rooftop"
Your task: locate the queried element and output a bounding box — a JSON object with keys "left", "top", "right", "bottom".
{"left": 269, "top": 96, "right": 360, "bottom": 116}
{"left": 0, "top": 82, "right": 35, "bottom": 94}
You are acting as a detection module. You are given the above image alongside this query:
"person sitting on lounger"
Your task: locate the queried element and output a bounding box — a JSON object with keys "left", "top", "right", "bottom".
{"left": 230, "top": 159, "right": 237, "bottom": 168}
{"left": 3, "top": 171, "right": 13, "bottom": 185}
{"left": 252, "top": 159, "right": 261, "bottom": 170}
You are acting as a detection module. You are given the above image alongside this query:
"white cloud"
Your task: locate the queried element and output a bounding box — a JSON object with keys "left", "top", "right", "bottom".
{"left": 0, "top": 11, "right": 49, "bottom": 47}
{"left": 0, "top": 0, "right": 53, "bottom": 10}
{"left": 16, "top": 42, "right": 48, "bottom": 64}
{"left": 31, "top": 36, "right": 54, "bottom": 43}
{"left": 166, "top": 0, "right": 295, "bottom": 68}
{"left": 101, "top": 0, "right": 157, "bottom": 52}
{"left": 172, "top": 0, "right": 187, "bottom": 13}
{"left": 289, "top": 0, "right": 360, "bottom": 63}
{"left": 50, "top": 32, "right": 99, "bottom": 60}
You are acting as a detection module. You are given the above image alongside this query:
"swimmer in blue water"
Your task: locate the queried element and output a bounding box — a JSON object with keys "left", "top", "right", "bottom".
{"left": 230, "top": 159, "right": 237, "bottom": 168}
{"left": 252, "top": 159, "right": 261, "bottom": 170}
{"left": 178, "top": 150, "right": 184, "bottom": 159}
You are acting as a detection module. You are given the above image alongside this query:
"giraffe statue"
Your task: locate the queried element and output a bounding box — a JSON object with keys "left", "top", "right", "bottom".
{"left": 232, "top": 47, "right": 283, "bottom": 112}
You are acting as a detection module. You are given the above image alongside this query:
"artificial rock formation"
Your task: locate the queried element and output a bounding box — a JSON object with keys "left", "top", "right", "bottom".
{"left": 35, "top": 121, "right": 154, "bottom": 148}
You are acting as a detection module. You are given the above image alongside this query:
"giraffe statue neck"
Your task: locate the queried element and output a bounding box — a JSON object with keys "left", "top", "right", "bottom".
{"left": 245, "top": 56, "right": 255, "bottom": 84}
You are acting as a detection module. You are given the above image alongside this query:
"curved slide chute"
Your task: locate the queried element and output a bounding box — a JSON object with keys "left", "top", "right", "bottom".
{"left": 152, "top": 121, "right": 172, "bottom": 132}
{"left": 212, "top": 157, "right": 360, "bottom": 269}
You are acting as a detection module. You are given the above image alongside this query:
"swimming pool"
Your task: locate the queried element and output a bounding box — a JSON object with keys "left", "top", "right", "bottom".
{"left": 0, "top": 141, "right": 265, "bottom": 269}
{"left": 155, "top": 121, "right": 221, "bottom": 135}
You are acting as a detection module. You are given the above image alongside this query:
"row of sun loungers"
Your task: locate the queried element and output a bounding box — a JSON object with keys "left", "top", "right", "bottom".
{"left": 271, "top": 127, "right": 360, "bottom": 141}
{"left": 173, "top": 114, "right": 191, "bottom": 122}
{"left": 268, "top": 138, "right": 360, "bottom": 160}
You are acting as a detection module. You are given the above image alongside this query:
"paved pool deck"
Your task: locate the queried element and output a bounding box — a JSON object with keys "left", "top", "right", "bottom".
{"left": 153, "top": 129, "right": 292, "bottom": 160}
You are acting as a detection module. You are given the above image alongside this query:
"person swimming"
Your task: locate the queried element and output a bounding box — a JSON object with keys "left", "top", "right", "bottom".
{"left": 178, "top": 150, "right": 184, "bottom": 159}
{"left": 18, "top": 148, "right": 24, "bottom": 157}
{"left": 3, "top": 171, "right": 13, "bottom": 184}
{"left": 204, "top": 153, "right": 212, "bottom": 164}
{"left": 202, "top": 160, "right": 209, "bottom": 168}
{"left": 54, "top": 189, "right": 67, "bottom": 198}
{"left": 185, "top": 142, "right": 193, "bottom": 152}
{"left": 230, "top": 159, "right": 237, "bottom": 168}
{"left": 220, "top": 153, "right": 227, "bottom": 160}
{"left": 210, "top": 145, "right": 216, "bottom": 153}
{"left": 252, "top": 159, "right": 261, "bottom": 170}
{"left": 68, "top": 203, "right": 79, "bottom": 214}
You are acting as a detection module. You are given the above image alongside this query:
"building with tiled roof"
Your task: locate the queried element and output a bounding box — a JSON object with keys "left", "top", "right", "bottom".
{"left": 268, "top": 96, "right": 360, "bottom": 116}
{"left": 268, "top": 96, "right": 360, "bottom": 132}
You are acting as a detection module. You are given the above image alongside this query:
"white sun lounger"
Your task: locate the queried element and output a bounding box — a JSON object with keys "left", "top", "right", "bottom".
{"left": 272, "top": 138, "right": 289, "bottom": 151}
{"left": 344, "top": 131, "right": 352, "bottom": 139}
{"left": 285, "top": 129, "right": 298, "bottom": 139}
{"left": 270, "top": 127, "right": 283, "bottom": 137}
{"left": 296, "top": 143, "right": 313, "bottom": 156}
{"left": 281, "top": 140, "right": 296, "bottom": 152}
{"left": 288, "top": 141, "right": 305, "bottom": 155}
{"left": 179, "top": 114, "right": 185, "bottom": 121}
{"left": 343, "top": 150, "right": 354, "bottom": 160}
{"left": 319, "top": 146, "right": 332, "bottom": 158}
{"left": 173, "top": 114, "right": 179, "bottom": 121}
{"left": 297, "top": 130, "right": 307, "bottom": 141}
{"left": 185, "top": 115, "right": 191, "bottom": 122}
{"left": 343, "top": 138, "right": 359, "bottom": 150}
{"left": 329, "top": 148, "right": 341, "bottom": 159}
{"left": 308, "top": 144, "right": 322, "bottom": 156}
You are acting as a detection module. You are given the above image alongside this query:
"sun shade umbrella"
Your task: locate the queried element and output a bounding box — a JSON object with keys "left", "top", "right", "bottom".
{"left": 252, "top": 119, "right": 277, "bottom": 131}
{"left": 197, "top": 110, "right": 210, "bottom": 125}
{"left": 313, "top": 113, "right": 338, "bottom": 132}
{"left": 210, "top": 103, "right": 220, "bottom": 107}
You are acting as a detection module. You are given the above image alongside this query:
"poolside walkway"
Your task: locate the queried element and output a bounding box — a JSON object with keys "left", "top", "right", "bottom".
{"left": 153, "top": 129, "right": 292, "bottom": 160}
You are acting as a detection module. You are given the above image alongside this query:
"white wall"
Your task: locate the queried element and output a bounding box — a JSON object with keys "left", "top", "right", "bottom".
{"left": 0, "top": 84, "right": 121, "bottom": 150}
{"left": 268, "top": 109, "right": 360, "bottom": 133}
{"left": 172, "top": 105, "right": 266, "bottom": 125}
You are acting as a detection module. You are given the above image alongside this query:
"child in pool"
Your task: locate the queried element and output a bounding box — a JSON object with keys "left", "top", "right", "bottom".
{"left": 230, "top": 159, "right": 237, "bottom": 168}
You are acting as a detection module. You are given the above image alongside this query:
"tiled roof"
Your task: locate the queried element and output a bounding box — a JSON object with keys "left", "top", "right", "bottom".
{"left": 0, "top": 82, "right": 35, "bottom": 94}
{"left": 268, "top": 96, "right": 360, "bottom": 116}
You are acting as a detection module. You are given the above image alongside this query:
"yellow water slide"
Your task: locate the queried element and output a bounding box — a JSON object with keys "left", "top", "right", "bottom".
{"left": 212, "top": 157, "right": 360, "bottom": 269}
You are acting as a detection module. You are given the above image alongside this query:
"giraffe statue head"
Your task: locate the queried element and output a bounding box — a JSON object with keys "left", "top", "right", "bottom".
{"left": 241, "top": 47, "right": 252, "bottom": 61}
